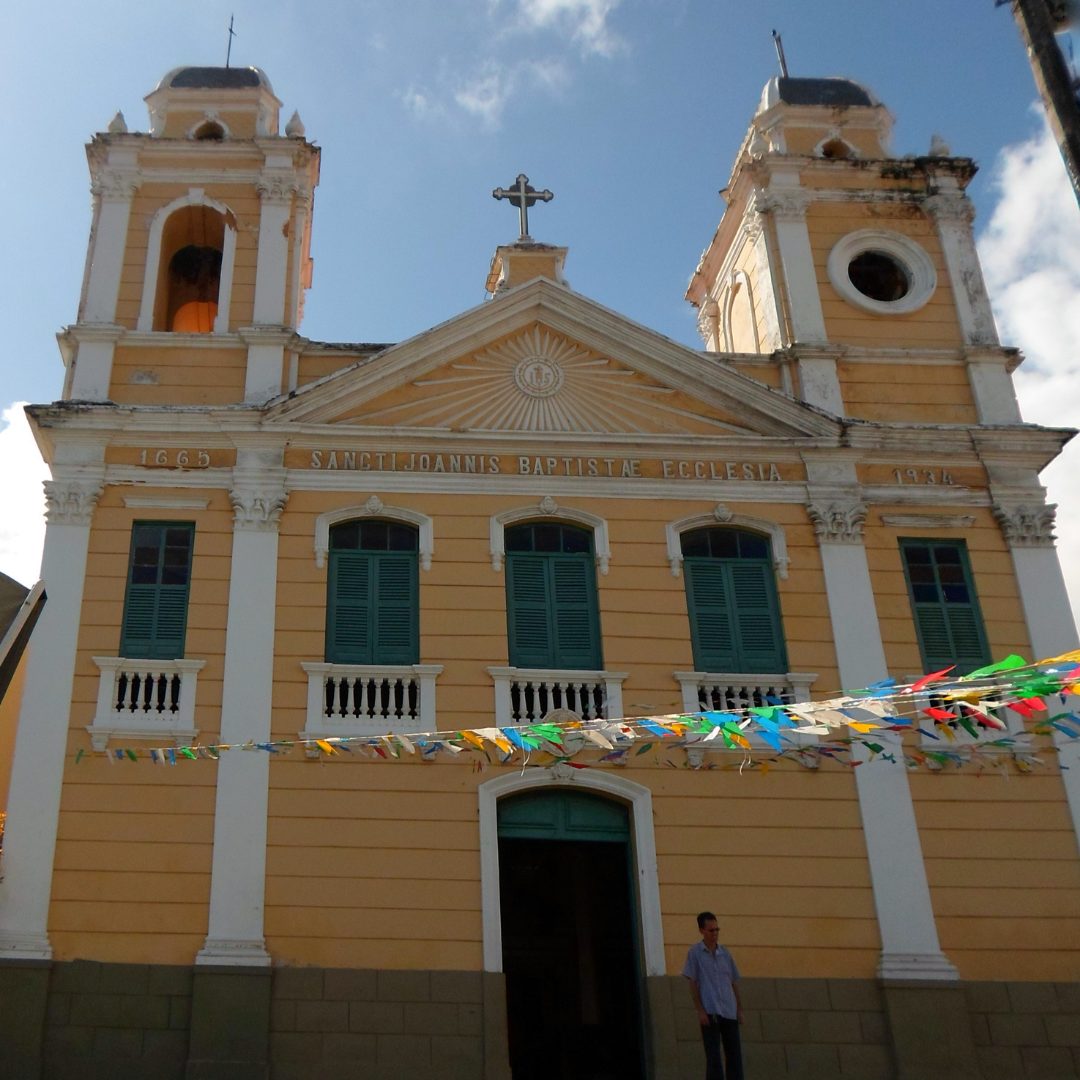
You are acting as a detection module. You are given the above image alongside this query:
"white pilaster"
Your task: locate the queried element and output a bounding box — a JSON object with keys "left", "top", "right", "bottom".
{"left": 82, "top": 160, "right": 140, "bottom": 325}
{"left": 759, "top": 176, "right": 844, "bottom": 414}
{"left": 993, "top": 503, "right": 1080, "bottom": 853}
{"left": 925, "top": 184, "right": 999, "bottom": 347}
{"left": 252, "top": 172, "right": 295, "bottom": 325}
{"left": 0, "top": 474, "right": 104, "bottom": 960}
{"left": 243, "top": 170, "right": 296, "bottom": 403}
{"left": 196, "top": 461, "right": 287, "bottom": 967}
{"left": 809, "top": 495, "right": 958, "bottom": 980}
{"left": 67, "top": 325, "right": 125, "bottom": 402}
{"left": 965, "top": 349, "right": 1023, "bottom": 424}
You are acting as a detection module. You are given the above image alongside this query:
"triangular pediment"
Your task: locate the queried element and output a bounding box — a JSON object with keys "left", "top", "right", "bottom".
{"left": 328, "top": 324, "right": 759, "bottom": 436}
{"left": 270, "top": 278, "right": 839, "bottom": 440}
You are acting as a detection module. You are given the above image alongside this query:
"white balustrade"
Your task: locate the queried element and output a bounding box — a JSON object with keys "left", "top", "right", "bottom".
{"left": 89, "top": 656, "right": 205, "bottom": 750}
{"left": 300, "top": 663, "right": 443, "bottom": 741}
{"left": 488, "top": 667, "right": 628, "bottom": 726}
{"left": 674, "top": 670, "right": 818, "bottom": 714}
{"left": 674, "top": 671, "right": 819, "bottom": 762}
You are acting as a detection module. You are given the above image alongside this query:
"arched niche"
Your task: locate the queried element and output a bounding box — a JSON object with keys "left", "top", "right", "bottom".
{"left": 723, "top": 270, "right": 760, "bottom": 353}
{"left": 137, "top": 190, "right": 238, "bottom": 334}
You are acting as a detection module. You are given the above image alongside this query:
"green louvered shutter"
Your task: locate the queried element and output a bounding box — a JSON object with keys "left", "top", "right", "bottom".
{"left": 685, "top": 562, "right": 737, "bottom": 671}
{"left": 506, "top": 556, "right": 553, "bottom": 668}
{"left": 551, "top": 556, "right": 601, "bottom": 669}
{"left": 730, "top": 562, "right": 787, "bottom": 673}
{"left": 119, "top": 522, "right": 194, "bottom": 659}
{"left": 901, "top": 541, "right": 991, "bottom": 675}
{"left": 373, "top": 555, "right": 419, "bottom": 664}
{"left": 684, "top": 553, "right": 786, "bottom": 674}
{"left": 327, "top": 552, "right": 372, "bottom": 663}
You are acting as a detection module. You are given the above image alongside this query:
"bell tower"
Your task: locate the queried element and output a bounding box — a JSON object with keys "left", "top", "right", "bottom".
{"left": 687, "top": 77, "right": 1020, "bottom": 426}
{"left": 64, "top": 66, "right": 319, "bottom": 406}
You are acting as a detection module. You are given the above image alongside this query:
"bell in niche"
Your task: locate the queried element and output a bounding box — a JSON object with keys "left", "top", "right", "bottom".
{"left": 168, "top": 244, "right": 222, "bottom": 332}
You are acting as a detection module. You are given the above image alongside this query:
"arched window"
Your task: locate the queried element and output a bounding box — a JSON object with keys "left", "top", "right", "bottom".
{"left": 505, "top": 522, "right": 602, "bottom": 670}
{"left": 681, "top": 526, "right": 787, "bottom": 673}
{"left": 154, "top": 204, "right": 226, "bottom": 332}
{"left": 325, "top": 519, "right": 419, "bottom": 665}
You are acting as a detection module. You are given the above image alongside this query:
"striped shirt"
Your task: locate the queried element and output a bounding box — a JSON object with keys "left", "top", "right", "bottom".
{"left": 682, "top": 940, "right": 740, "bottom": 1019}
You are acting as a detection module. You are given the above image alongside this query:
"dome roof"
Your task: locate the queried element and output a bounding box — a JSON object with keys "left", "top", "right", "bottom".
{"left": 156, "top": 66, "right": 273, "bottom": 92}
{"left": 759, "top": 76, "right": 879, "bottom": 113}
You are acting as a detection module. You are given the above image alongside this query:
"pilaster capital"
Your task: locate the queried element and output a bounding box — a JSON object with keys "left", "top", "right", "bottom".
{"left": 91, "top": 168, "right": 142, "bottom": 202}
{"left": 757, "top": 187, "right": 813, "bottom": 223}
{"left": 924, "top": 192, "right": 976, "bottom": 229}
{"left": 230, "top": 482, "right": 289, "bottom": 532}
{"left": 807, "top": 501, "right": 867, "bottom": 545}
{"left": 256, "top": 172, "right": 299, "bottom": 206}
{"left": 992, "top": 503, "right": 1057, "bottom": 548}
{"left": 44, "top": 478, "right": 104, "bottom": 526}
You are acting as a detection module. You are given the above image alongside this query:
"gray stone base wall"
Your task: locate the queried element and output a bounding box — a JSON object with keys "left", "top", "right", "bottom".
{"left": 966, "top": 981, "right": 1080, "bottom": 1079}
{"left": 269, "top": 967, "right": 485, "bottom": 1080}
{"left": 44, "top": 961, "right": 192, "bottom": 1080}
{"left": 0, "top": 960, "right": 1076, "bottom": 1079}
{"left": 668, "top": 976, "right": 892, "bottom": 1080}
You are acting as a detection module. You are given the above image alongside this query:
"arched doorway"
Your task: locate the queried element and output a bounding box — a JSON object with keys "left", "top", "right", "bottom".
{"left": 497, "top": 789, "right": 644, "bottom": 1080}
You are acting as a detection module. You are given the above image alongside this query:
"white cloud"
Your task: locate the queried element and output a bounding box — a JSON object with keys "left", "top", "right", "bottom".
{"left": 401, "top": 86, "right": 444, "bottom": 121}
{"left": 0, "top": 403, "right": 49, "bottom": 588}
{"left": 977, "top": 119, "right": 1080, "bottom": 630}
{"left": 454, "top": 58, "right": 568, "bottom": 128}
{"left": 510, "top": 0, "right": 625, "bottom": 57}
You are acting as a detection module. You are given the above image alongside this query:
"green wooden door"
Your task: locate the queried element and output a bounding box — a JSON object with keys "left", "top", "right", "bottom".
{"left": 681, "top": 527, "right": 787, "bottom": 673}
{"left": 119, "top": 522, "right": 195, "bottom": 660}
{"left": 900, "top": 540, "right": 991, "bottom": 674}
{"left": 498, "top": 790, "right": 631, "bottom": 841}
{"left": 325, "top": 520, "right": 419, "bottom": 664}
{"left": 505, "top": 522, "right": 602, "bottom": 670}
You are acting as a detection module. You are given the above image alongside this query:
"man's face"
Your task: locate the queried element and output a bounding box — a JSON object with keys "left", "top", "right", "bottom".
{"left": 701, "top": 919, "right": 720, "bottom": 946}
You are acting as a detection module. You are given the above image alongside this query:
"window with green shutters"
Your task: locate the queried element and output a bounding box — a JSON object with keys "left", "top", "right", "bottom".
{"left": 899, "top": 540, "right": 991, "bottom": 675}
{"left": 504, "top": 522, "right": 602, "bottom": 670}
{"left": 680, "top": 527, "right": 788, "bottom": 674}
{"left": 119, "top": 522, "right": 195, "bottom": 659}
{"left": 325, "top": 520, "right": 419, "bottom": 665}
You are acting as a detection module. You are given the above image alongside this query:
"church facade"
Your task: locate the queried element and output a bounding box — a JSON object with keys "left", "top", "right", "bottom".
{"left": 0, "top": 65, "right": 1079, "bottom": 1080}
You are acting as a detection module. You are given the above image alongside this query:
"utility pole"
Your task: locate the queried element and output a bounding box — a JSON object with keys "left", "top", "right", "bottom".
{"left": 1003, "top": 0, "right": 1080, "bottom": 207}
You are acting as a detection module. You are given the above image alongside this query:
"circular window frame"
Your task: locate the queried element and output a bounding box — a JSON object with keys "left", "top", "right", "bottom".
{"left": 827, "top": 229, "right": 937, "bottom": 316}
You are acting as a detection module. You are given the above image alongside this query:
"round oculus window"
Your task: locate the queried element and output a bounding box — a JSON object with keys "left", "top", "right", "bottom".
{"left": 826, "top": 230, "right": 937, "bottom": 316}
{"left": 847, "top": 250, "right": 910, "bottom": 303}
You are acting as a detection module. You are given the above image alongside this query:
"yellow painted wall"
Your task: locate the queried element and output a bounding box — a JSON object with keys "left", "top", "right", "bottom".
{"left": 108, "top": 344, "right": 249, "bottom": 405}
{"left": 47, "top": 486, "right": 234, "bottom": 963}
{"left": 263, "top": 755, "right": 880, "bottom": 978}
{"left": 911, "top": 771, "right": 1080, "bottom": 981}
{"left": 838, "top": 359, "right": 978, "bottom": 425}
{"left": 45, "top": 489, "right": 1080, "bottom": 980}
{"left": 0, "top": 651, "right": 27, "bottom": 811}
{"left": 807, "top": 201, "right": 964, "bottom": 350}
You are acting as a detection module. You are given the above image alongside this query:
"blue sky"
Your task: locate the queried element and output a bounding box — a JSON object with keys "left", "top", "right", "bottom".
{"left": 0, "top": 0, "right": 1060, "bottom": 402}
{"left": 1, "top": 0, "right": 1079, "bottom": 611}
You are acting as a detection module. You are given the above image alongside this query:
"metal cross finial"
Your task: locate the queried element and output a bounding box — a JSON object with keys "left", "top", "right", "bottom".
{"left": 226, "top": 14, "right": 236, "bottom": 67}
{"left": 492, "top": 174, "right": 553, "bottom": 242}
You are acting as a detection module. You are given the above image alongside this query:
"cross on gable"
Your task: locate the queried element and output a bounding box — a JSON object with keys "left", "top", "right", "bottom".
{"left": 492, "top": 174, "right": 553, "bottom": 242}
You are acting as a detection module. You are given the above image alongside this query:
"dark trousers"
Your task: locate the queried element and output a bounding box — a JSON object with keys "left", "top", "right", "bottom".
{"left": 702, "top": 1015, "right": 743, "bottom": 1080}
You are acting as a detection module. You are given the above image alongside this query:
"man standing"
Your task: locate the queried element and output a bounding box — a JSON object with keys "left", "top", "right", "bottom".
{"left": 683, "top": 911, "right": 744, "bottom": 1080}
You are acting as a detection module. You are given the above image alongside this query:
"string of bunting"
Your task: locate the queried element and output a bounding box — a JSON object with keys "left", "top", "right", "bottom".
{"left": 75, "top": 650, "right": 1080, "bottom": 772}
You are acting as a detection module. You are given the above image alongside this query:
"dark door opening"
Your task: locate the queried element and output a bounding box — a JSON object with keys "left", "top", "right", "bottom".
{"left": 498, "top": 790, "right": 644, "bottom": 1080}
